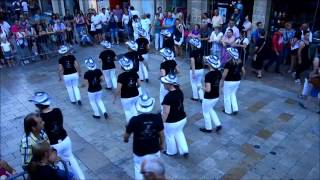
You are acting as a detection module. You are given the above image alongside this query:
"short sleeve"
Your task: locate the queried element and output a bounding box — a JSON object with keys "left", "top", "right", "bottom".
{"left": 111, "top": 51, "right": 116, "bottom": 59}
{"left": 58, "top": 57, "right": 63, "bottom": 64}
{"left": 126, "top": 116, "right": 135, "bottom": 134}
{"left": 224, "top": 62, "right": 232, "bottom": 70}
{"left": 117, "top": 74, "right": 123, "bottom": 84}
{"left": 243, "top": 38, "right": 249, "bottom": 45}
{"left": 97, "top": 70, "right": 103, "bottom": 77}
{"left": 172, "top": 61, "right": 177, "bottom": 67}
{"left": 190, "top": 51, "right": 196, "bottom": 59}
{"left": 134, "top": 72, "right": 139, "bottom": 79}
{"left": 160, "top": 62, "right": 165, "bottom": 70}
{"left": 99, "top": 52, "right": 103, "bottom": 59}
{"left": 157, "top": 115, "right": 164, "bottom": 131}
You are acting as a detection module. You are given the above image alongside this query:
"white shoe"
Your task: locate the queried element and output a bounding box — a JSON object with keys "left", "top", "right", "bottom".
{"left": 295, "top": 79, "right": 301, "bottom": 84}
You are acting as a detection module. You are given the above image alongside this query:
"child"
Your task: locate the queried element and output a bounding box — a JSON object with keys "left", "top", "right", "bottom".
{"left": 1, "top": 39, "right": 15, "bottom": 67}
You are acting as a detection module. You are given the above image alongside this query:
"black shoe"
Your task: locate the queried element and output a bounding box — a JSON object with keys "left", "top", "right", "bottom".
{"left": 77, "top": 100, "right": 82, "bottom": 106}
{"left": 190, "top": 98, "right": 199, "bottom": 101}
{"left": 183, "top": 153, "right": 189, "bottom": 159}
{"left": 105, "top": 87, "right": 112, "bottom": 90}
{"left": 145, "top": 79, "right": 149, "bottom": 83}
{"left": 216, "top": 126, "right": 222, "bottom": 133}
{"left": 104, "top": 112, "right": 109, "bottom": 120}
{"left": 71, "top": 102, "right": 76, "bottom": 105}
{"left": 199, "top": 128, "right": 212, "bottom": 133}
{"left": 92, "top": 115, "right": 100, "bottom": 119}
{"left": 232, "top": 111, "right": 238, "bottom": 115}
{"left": 162, "top": 151, "right": 177, "bottom": 156}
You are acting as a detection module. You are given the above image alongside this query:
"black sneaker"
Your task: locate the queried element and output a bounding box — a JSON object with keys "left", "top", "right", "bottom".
{"left": 145, "top": 79, "right": 149, "bottom": 83}
{"left": 232, "top": 111, "right": 238, "bottom": 115}
{"left": 92, "top": 115, "right": 100, "bottom": 119}
{"left": 199, "top": 128, "right": 212, "bottom": 133}
{"left": 183, "top": 153, "right": 189, "bottom": 159}
{"left": 104, "top": 112, "right": 109, "bottom": 120}
{"left": 77, "top": 100, "right": 82, "bottom": 106}
{"left": 216, "top": 126, "right": 222, "bottom": 133}
{"left": 162, "top": 151, "right": 177, "bottom": 156}
{"left": 190, "top": 98, "right": 199, "bottom": 101}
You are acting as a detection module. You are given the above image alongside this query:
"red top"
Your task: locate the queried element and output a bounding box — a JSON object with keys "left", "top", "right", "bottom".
{"left": 272, "top": 32, "right": 284, "bottom": 52}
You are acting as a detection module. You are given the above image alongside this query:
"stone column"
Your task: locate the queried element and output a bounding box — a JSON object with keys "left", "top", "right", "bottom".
{"left": 187, "top": 0, "right": 208, "bottom": 26}
{"left": 252, "top": 0, "right": 272, "bottom": 31}
{"left": 51, "top": 0, "right": 60, "bottom": 14}
{"left": 60, "top": 0, "right": 66, "bottom": 16}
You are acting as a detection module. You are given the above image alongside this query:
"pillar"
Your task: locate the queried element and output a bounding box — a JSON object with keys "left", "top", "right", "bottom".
{"left": 252, "top": 0, "right": 272, "bottom": 31}
{"left": 187, "top": 0, "right": 208, "bottom": 25}
{"left": 51, "top": 0, "right": 60, "bottom": 14}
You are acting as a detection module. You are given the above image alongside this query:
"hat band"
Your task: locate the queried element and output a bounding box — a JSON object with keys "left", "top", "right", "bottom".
{"left": 140, "top": 101, "right": 154, "bottom": 108}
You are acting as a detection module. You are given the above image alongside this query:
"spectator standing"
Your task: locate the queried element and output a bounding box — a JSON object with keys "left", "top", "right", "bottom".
{"left": 200, "top": 23, "right": 211, "bottom": 56}
{"left": 1, "top": 38, "right": 15, "bottom": 67}
{"left": 295, "top": 31, "right": 311, "bottom": 84}
{"left": 113, "top": 5, "right": 123, "bottom": 29}
{"left": 136, "top": 29, "right": 150, "bottom": 82}
{"left": 201, "top": 13, "right": 211, "bottom": 27}
{"left": 30, "top": 92, "right": 85, "bottom": 179}
{"left": 21, "top": 0, "right": 29, "bottom": 16}
{"left": 132, "top": 15, "right": 142, "bottom": 41}
{"left": 289, "top": 34, "right": 300, "bottom": 73}
{"left": 162, "top": 12, "right": 175, "bottom": 33}
{"left": 283, "top": 22, "right": 295, "bottom": 67}
{"left": 36, "top": 24, "right": 50, "bottom": 60}
{"left": 209, "top": 26, "right": 223, "bottom": 58}
{"left": 252, "top": 30, "right": 267, "bottom": 78}
{"left": 211, "top": 9, "right": 223, "bottom": 29}
{"left": 230, "top": 8, "right": 241, "bottom": 26}
{"left": 122, "top": 9, "right": 130, "bottom": 40}
{"left": 12, "top": 1, "right": 21, "bottom": 19}
{"left": 53, "top": 19, "right": 66, "bottom": 46}
{"left": 91, "top": 10, "right": 103, "bottom": 43}
{"left": 221, "top": 29, "right": 236, "bottom": 65}
{"left": 189, "top": 24, "right": 201, "bottom": 40}
{"left": 264, "top": 27, "right": 285, "bottom": 73}
{"left": 154, "top": 13, "right": 163, "bottom": 50}
{"left": 157, "top": 7, "right": 164, "bottom": 20}
{"left": 74, "top": 12, "right": 86, "bottom": 38}
{"left": 100, "top": 8, "right": 110, "bottom": 41}
{"left": 100, "top": 41, "right": 117, "bottom": 90}
{"left": 161, "top": 30, "right": 174, "bottom": 52}
{"left": 242, "top": 15, "right": 252, "bottom": 40}
{"left": 233, "top": 30, "right": 249, "bottom": 65}
{"left": 141, "top": 14, "right": 152, "bottom": 41}
{"left": 161, "top": 74, "right": 189, "bottom": 158}
{"left": 224, "top": 19, "right": 240, "bottom": 39}
{"left": 173, "top": 19, "right": 184, "bottom": 57}
{"left": 129, "top": 6, "right": 140, "bottom": 18}
{"left": 109, "top": 13, "right": 119, "bottom": 45}
{"left": 124, "top": 93, "right": 164, "bottom": 180}
{"left": 0, "top": 19, "right": 11, "bottom": 36}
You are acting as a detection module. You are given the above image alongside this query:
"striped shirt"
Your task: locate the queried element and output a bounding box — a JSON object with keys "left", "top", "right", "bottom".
{"left": 20, "top": 131, "right": 50, "bottom": 167}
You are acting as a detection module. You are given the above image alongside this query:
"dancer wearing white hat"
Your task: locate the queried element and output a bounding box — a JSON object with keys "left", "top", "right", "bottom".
{"left": 200, "top": 55, "right": 222, "bottom": 133}
{"left": 29, "top": 92, "right": 85, "bottom": 180}
{"left": 221, "top": 47, "right": 245, "bottom": 115}
{"left": 161, "top": 74, "right": 189, "bottom": 158}
{"left": 124, "top": 93, "right": 164, "bottom": 180}
{"left": 189, "top": 38, "right": 204, "bottom": 102}
{"left": 136, "top": 28, "right": 150, "bottom": 82}
{"left": 99, "top": 41, "right": 117, "bottom": 90}
{"left": 161, "top": 30, "right": 174, "bottom": 52}
{"left": 159, "top": 48, "right": 179, "bottom": 106}
{"left": 84, "top": 58, "right": 109, "bottom": 119}
{"left": 116, "top": 57, "right": 141, "bottom": 122}
{"left": 58, "top": 45, "right": 82, "bottom": 105}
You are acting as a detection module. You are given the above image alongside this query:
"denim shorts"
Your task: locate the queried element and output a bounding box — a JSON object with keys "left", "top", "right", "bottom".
{"left": 3, "top": 51, "right": 12, "bottom": 59}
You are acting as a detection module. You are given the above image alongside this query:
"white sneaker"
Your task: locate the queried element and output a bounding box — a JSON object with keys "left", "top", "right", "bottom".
{"left": 295, "top": 79, "right": 301, "bottom": 84}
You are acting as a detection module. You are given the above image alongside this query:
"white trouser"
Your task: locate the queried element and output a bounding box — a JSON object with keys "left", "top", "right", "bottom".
{"left": 202, "top": 98, "right": 221, "bottom": 130}
{"left": 138, "top": 54, "right": 149, "bottom": 80}
{"left": 133, "top": 151, "right": 160, "bottom": 180}
{"left": 154, "top": 33, "right": 163, "bottom": 50}
{"left": 164, "top": 118, "right": 189, "bottom": 155}
{"left": 189, "top": 69, "right": 204, "bottom": 100}
{"left": 302, "top": 78, "right": 312, "bottom": 96}
{"left": 103, "top": 69, "right": 117, "bottom": 89}
{"left": 121, "top": 96, "right": 139, "bottom": 122}
{"left": 63, "top": 73, "right": 81, "bottom": 102}
{"left": 223, "top": 81, "right": 240, "bottom": 114}
{"left": 88, "top": 91, "right": 106, "bottom": 116}
{"left": 52, "top": 136, "right": 85, "bottom": 180}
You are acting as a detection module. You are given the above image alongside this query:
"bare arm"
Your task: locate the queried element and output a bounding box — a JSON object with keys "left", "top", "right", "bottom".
{"left": 175, "top": 66, "right": 180, "bottom": 74}
{"left": 159, "top": 130, "right": 164, "bottom": 150}
{"left": 123, "top": 132, "right": 131, "bottom": 143}
{"left": 160, "top": 69, "right": 166, "bottom": 77}
{"left": 58, "top": 64, "right": 64, "bottom": 81}
{"left": 297, "top": 41, "right": 305, "bottom": 64}
{"left": 203, "top": 82, "right": 211, "bottom": 92}
{"left": 162, "top": 105, "right": 170, "bottom": 123}
{"left": 190, "top": 57, "right": 195, "bottom": 76}
{"left": 74, "top": 61, "right": 81, "bottom": 76}
{"left": 114, "top": 83, "right": 122, "bottom": 103}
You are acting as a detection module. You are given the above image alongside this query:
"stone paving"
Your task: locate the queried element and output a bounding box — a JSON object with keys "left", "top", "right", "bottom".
{"left": 0, "top": 44, "right": 319, "bottom": 180}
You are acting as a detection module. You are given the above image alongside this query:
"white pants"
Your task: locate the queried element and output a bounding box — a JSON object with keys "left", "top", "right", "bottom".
{"left": 88, "top": 91, "right": 106, "bottom": 116}
{"left": 138, "top": 56, "right": 149, "bottom": 80}
{"left": 52, "top": 136, "right": 85, "bottom": 180}
{"left": 164, "top": 118, "right": 189, "bottom": 155}
{"left": 133, "top": 151, "right": 160, "bottom": 180}
{"left": 121, "top": 96, "right": 139, "bottom": 122}
{"left": 223, "top": 81, "right": 240, "bottom": 114}
{"left": 64, "top": 73, "right": 81, "bottom": 102}
{"left": 202, "top": 98, "right": 221, "bottom": 130}
{"left": 154, "top": 33, "right": 163, "bottom": 50}
{"left": 190, "top": 70, "right": 204, "bottom": 100}
{"left": 103, "top": 69, "right": 117, "bottom": 89}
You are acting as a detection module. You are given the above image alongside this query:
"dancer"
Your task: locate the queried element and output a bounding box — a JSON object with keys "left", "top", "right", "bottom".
{"left": 115, "top": 57, "right": 141, "bottom": 122}
{"left": 29, "top": 92, "right": 85, "bottom": 179}
{"left": 124, "top": 93, "right": 164, "bottom": 180}
{"left": 136, "top": 28, "right": 150, "bottom": 82}
{"left": 161, "top": 30, "right": 174, "bottom": 52}
{"left": 189, "top": 38, "right": 204, "bottom": 101}
{"left": 58, "top": 45, "right": 82, "bottom": 105}
{"left": 84, "top": 58, "right": 109, "bottom": 119}
{"left": 100, "top": 41, "right": 117, "bottom": 90}
{"left": 161, "top": 74, "right": 189, "bottom": 158}
{"left": 200, "top": 55, "right": 222, "bottom": 133}
{"left": 221, "top": 47, "right": 245, "bottom": 115}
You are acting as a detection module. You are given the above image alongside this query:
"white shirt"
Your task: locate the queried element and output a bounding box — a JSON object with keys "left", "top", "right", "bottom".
{"left": 1, "top": 42, "right": 11, "bottom": 52}
{"left": 130, "top": 10, "right": 140, "bottom": 17}
{"left": 0, "top": 31, "right": 7, "bottom": 40}
{"left": 122, "top": 14, "right": 129, "bottom": 25}
{"left": 235, "top": 38, "right": 249, "bottom": 46}
{"left": 211, "top": 15, "right": 223, "bottom": 28}
{"left": 99, "top": 12, "right": 110, "bottom": 23}
{"left": 141, "top": 18, "right": 151, "bottom": 33}
{"left": 21, "top": 1, "right": 28, "bottom": 12}
{"left": 209, "top": 31, "right": 223, "bottom": 43}
{"left": 91, "top": 15, "right": 102, "bottom": 29}
{"left": 132, "top": 21, "right": 142, "bottom": 35}
{"left": 0, "top": 21, "right": 11, "bottom": 35}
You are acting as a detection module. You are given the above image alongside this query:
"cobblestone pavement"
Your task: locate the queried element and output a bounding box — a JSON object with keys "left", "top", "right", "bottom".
{"left": 1, "top": 44, "right": 319, "bottom": 180}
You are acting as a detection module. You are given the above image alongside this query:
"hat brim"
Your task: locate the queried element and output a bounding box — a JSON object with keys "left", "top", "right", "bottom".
{"left": 160, "top": 76, "right": 179, "bottom": 85}
{"left": 29, "top": 99, "right": 51, "bottom": 105}
{"left": 136, "top": 98, "right": 155, "bottom": 113}
{"left": 58, "top": 50, "right": 68, "bottom": 54}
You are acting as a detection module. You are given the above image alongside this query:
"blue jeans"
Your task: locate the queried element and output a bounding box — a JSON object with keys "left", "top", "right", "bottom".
{"left": 265, "top": 51, "right": 284, "bottom": 72}
{"left": 110, "top": 28, "right": 119, "bottom": 43}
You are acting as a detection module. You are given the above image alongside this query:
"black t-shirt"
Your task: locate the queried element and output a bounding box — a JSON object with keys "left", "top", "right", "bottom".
{"left": 84, "top": 69, "right": 103, "bottom": 92}
{"left": 126, "top": 113, "right": 164, "bottom": 156}
{"left": 190, "top": 49, "right": 204, "bottom": 69}
{"left": 204, "top": 71, "right": 222, "bottom": 99}
{"left": 117, "top": 71, "right": 139, "bottom": 98}
{"left": 58, "top": 55, "right": 77, "bottom": 75}
{"left": 160, "top": 60, "right": 177, "bottom": 76}
{"left": 99, "top": 50, "right": 116, "bottom": 70}
{"left": 124, "top": 51, "right": 140, "bottom": 72}
{"left": 40, "top": 108, "right": 67, "bottom": 145}
{"left": 163, "top": 37, "right": 174, "bottom": 51}
{"left": 136, "top": 37, "right": 149, "bottom": 55}
{"left": 224, "top": 61, "right": 243, "bottom": 81}
{"left": 29, "top": 165, "right": 66, "bottom": 180}
{"left": 162, "top": 89, "right": 186, "bottom": 123}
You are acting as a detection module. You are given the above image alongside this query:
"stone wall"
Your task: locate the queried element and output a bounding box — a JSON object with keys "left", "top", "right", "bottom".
{"left": 252, "top": 0, "right": 272, "bottom": 30}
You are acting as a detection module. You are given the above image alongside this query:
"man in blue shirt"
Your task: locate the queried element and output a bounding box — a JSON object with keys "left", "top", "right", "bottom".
{"left": 162, "top": 12, "right": 175, "bottom": 33}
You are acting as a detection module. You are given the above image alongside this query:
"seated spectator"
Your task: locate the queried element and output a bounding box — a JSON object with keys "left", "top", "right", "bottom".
{"left": 189, "top": 24, "right": 201, "bottom": 40}
{"left": 0, "top": 160, "right": 16, "bottom": 179}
